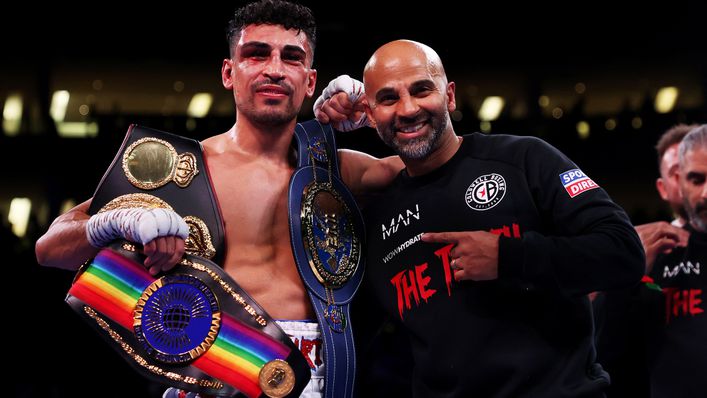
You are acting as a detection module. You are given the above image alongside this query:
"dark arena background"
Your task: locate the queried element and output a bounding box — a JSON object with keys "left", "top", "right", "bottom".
{"left": 3, "top": 1, "right": 706, "bottom": 397}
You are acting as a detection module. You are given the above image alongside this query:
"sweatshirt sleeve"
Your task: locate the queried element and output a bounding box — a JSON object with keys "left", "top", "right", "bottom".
{"left": 497, "top": 137, "right": 645, "bottom": 297}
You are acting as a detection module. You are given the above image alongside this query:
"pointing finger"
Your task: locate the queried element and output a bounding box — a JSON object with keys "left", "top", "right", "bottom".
{"left": 421, "top": 232, "right": 463, "bottom": 244}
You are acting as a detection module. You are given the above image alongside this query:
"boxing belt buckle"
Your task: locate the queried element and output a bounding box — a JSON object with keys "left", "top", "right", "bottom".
{"left": 66, "top": 242, "right": 310, "bottom": 398}
{"left": 288, "top": 120, "right": 365, "bottom": 398}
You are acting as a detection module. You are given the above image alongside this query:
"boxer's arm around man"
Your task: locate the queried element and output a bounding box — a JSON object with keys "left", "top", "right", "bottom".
{"left": 338, "top": 149, "right": 404, "bottom": 196}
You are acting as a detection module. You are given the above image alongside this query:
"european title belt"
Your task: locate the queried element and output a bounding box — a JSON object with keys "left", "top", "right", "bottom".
{"left": 288, "top": 120, "right": 365, "bottom": 398}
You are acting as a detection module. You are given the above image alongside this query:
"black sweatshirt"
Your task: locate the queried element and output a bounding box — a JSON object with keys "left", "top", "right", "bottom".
{"left": 363, "top": 133, "right": 644, "bottom": 397}
{"left": 596, "top": 226, "right": 707, "bottom": 398}
{"left": 647, "top": 226, "right": 707, "bottom": 398}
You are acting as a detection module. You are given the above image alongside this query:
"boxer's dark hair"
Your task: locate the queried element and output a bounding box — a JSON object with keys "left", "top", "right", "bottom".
{"left": 227, "top": 0, "right": 316, "bottom": 63}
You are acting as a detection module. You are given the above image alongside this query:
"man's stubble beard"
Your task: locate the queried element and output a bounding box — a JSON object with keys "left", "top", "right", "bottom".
{"left": 379, "top": 112, "right": 448, "bottom": 160}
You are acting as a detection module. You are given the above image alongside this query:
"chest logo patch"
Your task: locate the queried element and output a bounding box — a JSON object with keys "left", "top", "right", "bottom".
{"left": 465, "top": 173, "right": 507, "bottom": 211}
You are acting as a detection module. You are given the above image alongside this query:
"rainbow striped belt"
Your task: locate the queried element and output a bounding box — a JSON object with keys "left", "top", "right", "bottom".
{"left": 67, "top": 244, "right": 310, "bottom": 398}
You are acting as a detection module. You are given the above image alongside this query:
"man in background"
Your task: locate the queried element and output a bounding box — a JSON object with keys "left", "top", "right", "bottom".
{"left": 645, "top": 125, "right": 706, "bottom": 398}
{"left": 634, "top": 124, "right": 697, "bottom": 268}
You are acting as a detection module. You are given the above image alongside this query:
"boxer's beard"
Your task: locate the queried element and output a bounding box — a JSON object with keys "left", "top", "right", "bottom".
{"left": 242, "top": 79, "right": 298, "bottom": 127}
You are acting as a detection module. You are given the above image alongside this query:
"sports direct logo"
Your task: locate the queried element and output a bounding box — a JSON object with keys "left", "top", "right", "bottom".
{"left": 560, "top": 168, "right": 599, "bottom": 198}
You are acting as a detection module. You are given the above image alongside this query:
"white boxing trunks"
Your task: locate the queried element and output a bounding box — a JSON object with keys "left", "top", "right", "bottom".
{"left": 275, "top": 320, "right": 324, "bottom": 398}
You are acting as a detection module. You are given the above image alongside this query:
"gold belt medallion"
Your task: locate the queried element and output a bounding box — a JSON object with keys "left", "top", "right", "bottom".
{"left": 123, "top": 137, "right": 198, "bottom": 189}
{"left": 300, "top": 181, "right": 360, "bottom": 289}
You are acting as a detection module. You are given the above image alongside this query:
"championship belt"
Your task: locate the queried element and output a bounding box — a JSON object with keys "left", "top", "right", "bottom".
{"left": 66, "top": 125, "right": 311, "bottom": 397}
{"left": 88, "top": 124, "right": 225, "bottom": 264}
{"left": 288, "top": 120, "right": 365, "bottom": 398}
{"left": 67, "top": 242, "right": 310, "bottom": 397}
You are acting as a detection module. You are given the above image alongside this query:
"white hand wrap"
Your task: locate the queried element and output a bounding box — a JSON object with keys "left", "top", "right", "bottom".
{"left": 313, "top": 75, "right": 370, "bottom": 132}
{"left": 86, "top": 207, "right": 190, "bottom": 248}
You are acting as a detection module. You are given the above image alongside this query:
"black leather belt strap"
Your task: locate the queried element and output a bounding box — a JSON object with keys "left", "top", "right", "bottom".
{"left": 89, "top": 124, "right": 225, "bottom": 264}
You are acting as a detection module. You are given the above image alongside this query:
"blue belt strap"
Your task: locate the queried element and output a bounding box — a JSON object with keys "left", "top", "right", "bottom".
{"left": 288, "top": 120, "right": 365, "bottom": 398}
